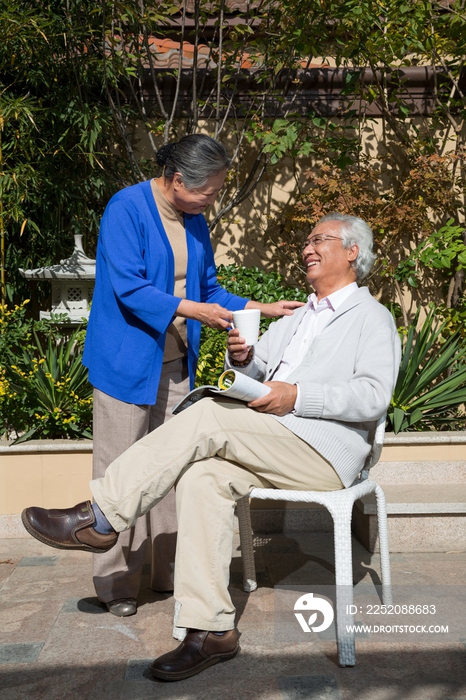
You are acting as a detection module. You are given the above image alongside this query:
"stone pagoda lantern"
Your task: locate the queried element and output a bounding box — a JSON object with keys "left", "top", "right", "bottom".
{"left": 19, "top": 234, "right": 96, "bottom": 324}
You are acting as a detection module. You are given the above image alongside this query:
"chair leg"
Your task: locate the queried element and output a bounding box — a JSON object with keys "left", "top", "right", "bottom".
{"left": 236, "top": 496, "right": 258, "bottom": 592}
{"left": 330, "top": 501, "right": 356, "bottom": 667}
{"left": 375, "top": 485, "right": 393, "bottom": 606}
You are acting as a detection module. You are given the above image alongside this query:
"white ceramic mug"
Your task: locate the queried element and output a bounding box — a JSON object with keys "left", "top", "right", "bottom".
{"left": 232, "top": 309, "right": 261, "bottom": 345}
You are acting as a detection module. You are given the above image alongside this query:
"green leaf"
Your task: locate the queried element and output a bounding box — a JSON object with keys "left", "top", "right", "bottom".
{"left": 272, "top": 119, "right": 289, "bottom": 133}
{"left": 393, "top": 406, "right": 406, "bottom": 434}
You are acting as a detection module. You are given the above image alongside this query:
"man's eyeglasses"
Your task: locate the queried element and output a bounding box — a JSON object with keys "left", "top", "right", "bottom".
{"left": 301, "top": 235, "right": 342, "bottom": 252}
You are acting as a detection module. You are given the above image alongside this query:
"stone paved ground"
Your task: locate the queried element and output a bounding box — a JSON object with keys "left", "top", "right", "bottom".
{"left": 1, "top": 531, "right": 465, "bottom": 700}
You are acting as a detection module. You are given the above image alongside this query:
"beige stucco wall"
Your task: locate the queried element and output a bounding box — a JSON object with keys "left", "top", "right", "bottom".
{"left": 0, "top": 444, "right": 92, "bottom": 515}
{"left": 2, "top": 435, "right": 465, "bottom": 517}
{"left": 380, "top": 442, "right": 466, "bottom": 462}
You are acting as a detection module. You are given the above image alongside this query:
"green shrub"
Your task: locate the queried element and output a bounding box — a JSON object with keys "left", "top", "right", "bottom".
{"left": 196, "top": 264, "right": 308, "bottom": 386}
{"left": 0, "top": 303, "right": 92, "bottom": 442}
{"left": 388, "top": 308, "right": 466, "bottom": 433}
{"left": 5, "top": 272, "right": 465, "bottom": 439}
{"left": 0, "top": 301, "right": 48, "bottom": 361}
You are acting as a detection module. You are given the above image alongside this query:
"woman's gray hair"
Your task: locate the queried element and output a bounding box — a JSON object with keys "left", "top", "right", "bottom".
{"left": 156, "top": 135, "right": 231, "bottom": 189}
{"left": 319, "top": 212, "right": 376, "bottom": 280}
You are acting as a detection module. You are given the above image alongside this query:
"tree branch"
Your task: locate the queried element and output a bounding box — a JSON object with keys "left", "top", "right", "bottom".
{"left": 209, "top": 152, "right": 267, "bottom": 230}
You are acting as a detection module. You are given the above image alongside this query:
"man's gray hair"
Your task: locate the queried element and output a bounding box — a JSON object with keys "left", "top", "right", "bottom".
{"left": 156, "top": 134, "right": 231, "bottom": 190}
{"left": 319, "top": 212, "right": 376, "bottom": 280}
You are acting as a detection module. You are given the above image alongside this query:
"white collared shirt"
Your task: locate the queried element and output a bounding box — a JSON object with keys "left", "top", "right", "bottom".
{"left": 273, "top": 282, "right": 358, "bottom": 410}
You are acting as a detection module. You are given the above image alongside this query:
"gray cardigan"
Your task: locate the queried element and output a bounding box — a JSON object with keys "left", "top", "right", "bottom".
{"left": 226, "top": 287, "right": 401, "bottom": 487}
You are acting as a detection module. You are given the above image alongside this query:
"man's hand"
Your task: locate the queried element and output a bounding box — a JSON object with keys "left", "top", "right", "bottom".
{"left": 176, "top": 300, "right": 233, "bottom": 330}
{"left": 248, "top": 381, "right": 297, "bottom": 416}
{"left": 246, "top": 300, "right": 305, "bottom": 318}
{"left": 227, "top": 328, "right": 250, "bottom": 363}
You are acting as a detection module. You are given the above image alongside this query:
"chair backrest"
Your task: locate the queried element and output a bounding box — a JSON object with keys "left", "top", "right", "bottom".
{"left": 359, "top": 413, "right": 386, "bottom": 482}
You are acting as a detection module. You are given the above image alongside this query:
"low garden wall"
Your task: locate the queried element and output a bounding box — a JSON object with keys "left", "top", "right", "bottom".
{"left": 2, "top": 433, "right": 466, "bottom": 551}
{"left": 0, "top": 440, "right": 92, "bottom": 537}
{"left": 245, "top": 432, "right": 466, "bottom": 552}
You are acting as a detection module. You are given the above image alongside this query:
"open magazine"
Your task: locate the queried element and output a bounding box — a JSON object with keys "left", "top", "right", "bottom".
{"left": 172, "top": 369, "right": 271, "bottom": 415}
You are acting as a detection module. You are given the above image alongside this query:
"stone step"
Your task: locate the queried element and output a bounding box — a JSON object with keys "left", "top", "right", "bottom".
{"left": 374, "top": 431, "right": 466, "bottom": 484}
{"left": 370, "top": 460, "right": 466, "bottom": 485}
{"left": 353, "top": 483, "right": 466, "bottom": 553}
{"left": 358, "top": 483, "right": 466, "bottom": 514}
{"left": 247, "top": 484, "right": 466, "bottom": 554}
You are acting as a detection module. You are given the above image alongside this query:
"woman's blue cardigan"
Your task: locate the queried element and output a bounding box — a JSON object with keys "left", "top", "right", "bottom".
{"left": 83, "top": 181, "right": 247, "bottom": 405}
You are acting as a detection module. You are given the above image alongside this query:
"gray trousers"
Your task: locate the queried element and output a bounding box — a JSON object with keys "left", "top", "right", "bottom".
{"left": 92, "top": 358, "right": 189, "bottom": 602}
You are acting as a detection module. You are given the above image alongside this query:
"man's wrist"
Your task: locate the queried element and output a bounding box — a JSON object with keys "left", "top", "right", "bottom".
{"left": 229, "top": 347, "right": 254, "bottom": 367}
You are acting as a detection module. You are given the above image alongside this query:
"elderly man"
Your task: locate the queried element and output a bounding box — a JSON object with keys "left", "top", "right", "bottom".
{"left": 22, "top": 213, "right": 401, "bottom": 682}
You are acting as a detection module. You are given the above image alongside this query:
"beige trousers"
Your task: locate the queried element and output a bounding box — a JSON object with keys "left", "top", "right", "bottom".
{"left": 92, "top": 358, "right": 189, "bottom": 602}
{"left": 91, "top": 396, "right": 343, "bottom": 629}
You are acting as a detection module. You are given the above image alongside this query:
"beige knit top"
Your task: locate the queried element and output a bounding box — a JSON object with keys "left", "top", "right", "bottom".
{"left": 150, "top": 179, "right": 188, "bottom": 363}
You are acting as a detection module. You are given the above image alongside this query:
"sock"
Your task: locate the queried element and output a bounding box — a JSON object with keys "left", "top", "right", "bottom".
{"left": 91, "top": 502, "right": 115, "bottom": 534}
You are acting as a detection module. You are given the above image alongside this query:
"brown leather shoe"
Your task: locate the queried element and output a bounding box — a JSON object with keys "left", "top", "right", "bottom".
{"left": 21, "top": 501, "right": 118, "bottom": 554}
{"left": 150, "top": 628, "right": 239, "bottom": 681}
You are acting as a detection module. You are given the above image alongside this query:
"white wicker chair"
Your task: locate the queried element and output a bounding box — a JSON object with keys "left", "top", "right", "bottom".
{"left": 235, "top": 414, "right": 392, "bottom": 667}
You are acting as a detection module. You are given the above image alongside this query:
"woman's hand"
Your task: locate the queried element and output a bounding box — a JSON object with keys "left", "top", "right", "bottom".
{"left": 227, "top": 328, "right": 250, "bottom": 363}
{"left": 246, "top": 300, "right": 305, "bottom": 318}
{"left": 176, "top": 299, "right": 233, "bottom": 330}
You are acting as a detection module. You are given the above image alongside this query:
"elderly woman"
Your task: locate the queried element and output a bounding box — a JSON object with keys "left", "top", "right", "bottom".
{"left": 83, "top": 134, "right": 302, "bottom": 617}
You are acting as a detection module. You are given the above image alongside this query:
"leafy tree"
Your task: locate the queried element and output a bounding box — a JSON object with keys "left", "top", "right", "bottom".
{"left": 264, "top": 1, "right": 466, "bottom": 320}
{"left": 94, "top": 0, "right": 359, "bottom": 225}
{"left": 266, "top": 153, "right": 465, "bottom": 322}
{"left": 0, "top": 1, "right": 129, "bottom": 306}
{"left": 0, "top": 0, "right": 361, "bottom": 306}
{"left": 3, "top": 0, "right": 466, "bottom": 323}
